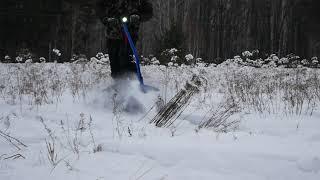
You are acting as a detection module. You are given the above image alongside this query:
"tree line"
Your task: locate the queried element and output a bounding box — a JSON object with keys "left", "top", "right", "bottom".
{"left": 141, "top": 0, "right": 320, "bottom": 63}
{"left": 3, "top": 0, "right": 318, "bottom": 63}
{"left": 66, "top": 0, "right": 319, "bottom": 63}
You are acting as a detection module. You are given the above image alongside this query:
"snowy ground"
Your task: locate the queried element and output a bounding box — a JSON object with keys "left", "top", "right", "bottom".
{"left": 0, "top": 63, "right": 320, "bottom": 180}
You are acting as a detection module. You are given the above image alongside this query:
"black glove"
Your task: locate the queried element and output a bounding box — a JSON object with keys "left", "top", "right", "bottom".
{"left": 129, "top": 14, "right": 140, "bottom": 24}
{"left": 102, "top": 17, "right": 119, "bottom": 26}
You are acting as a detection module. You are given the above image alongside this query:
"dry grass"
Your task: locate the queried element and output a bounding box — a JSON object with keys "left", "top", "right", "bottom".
{"left": 151, "top": 75, "right": 206, "bottom": 128}
{"left": 224, "top": 67, "right": 320, "bottom": 115}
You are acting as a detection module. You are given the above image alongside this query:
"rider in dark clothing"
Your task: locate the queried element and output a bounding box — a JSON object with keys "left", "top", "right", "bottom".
{"left": 95, "top": 0, "right": 153, "bottom": 79}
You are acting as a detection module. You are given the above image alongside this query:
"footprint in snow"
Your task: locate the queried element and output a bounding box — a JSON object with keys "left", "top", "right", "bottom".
{"left": 297, "top": 156, "right": 320, "bottom": 173}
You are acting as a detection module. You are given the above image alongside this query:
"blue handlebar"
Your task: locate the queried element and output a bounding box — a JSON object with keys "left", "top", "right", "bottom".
{"left": 122, "top": 23, "right": 144, "bottom": 87}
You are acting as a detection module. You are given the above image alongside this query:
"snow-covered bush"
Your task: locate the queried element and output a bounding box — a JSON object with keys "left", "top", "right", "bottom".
{"left": 270, "top": 54, "right": 279, "bottom": 62}
{"left": 15, "top": 48, "right": 34, "bottom": 63}
{"left": 181, "top": 63, "right": 187, "bottom": 68}
{"left": 252, "top": 50, "right": 260, "bottom": 56}
{"left": 158, "top": 49, "right": 200, "bottom": 66}
{"left": 220, "top": 56, "right": 243, "bottom": 67}
{"left": 261, "top": 54, "right": 278, "bottom": 68}
{"left": 90, "top": 53, "right": 109, "bottom": 65}
{"left": 15, "top": 56, "right": 23, "bottom": 63}
{"left": 301, "top": 59, "right": 309, "bottom": 66}
{"left": 52, "top": 48, "right": 62, "bottom": 62}
{"left": 262, "top": 60, "right": 277, "bottom": 68}
{"left": 4, "top": 55, "right": 11, "bottom": 62}
{"left": 141, "top": 56, "right": 149, "bottom": 65}
{"left": 233, "top": 55, "right": 243, "bottom": 64}
{"left": 159, "top": 48, "right": 185, "bottom": 65}
{"left": 52, "top": 48, "right": 62, "bottom": 57}
{"left": 185, "top": 54, "right": 194, "bottom": 62}
{"left": 151, "top": 57, "right": 160, "bottom": 65}
{"left": 95, "top": 52, "right": 109, "bottom": 62}
{"left": 1, "top": 55, "right": 11, "bottom": 63}
{"left": 71, "top": 54, "right": 88, "bottom": 64}
{"left": 100, "top": 54, "right": 109, "bottom": 63}
{"left": 90, "top": 57, "right": 99, "bottom": 63}
{"left": 242, "top": 51, "right": 253, "bottom": 57}
{"left": 219, "top": 50, "right": 319, "bottom": 69}
{"left": 171, "top": 55, "right": 179, "bottom": 62}
{"left": 25, "top": 59, "right": 33, "bottom": 63}
{"left": 208, "top": 63, "right": 217, "bottom": 68}
{"left": 196, "top": 58, "right": 203, "bottom": 63}
{"left": 312, "top": 57, "right": 318, "bottom": 64}
{"left": 279, "top": 57, "right": 289, "bottom": 64}
{"left": 70, "top": 54, "right": 77, "bottom": 62}
{"left": 95, "top": 52, "right": 104, "bottom": 60}
{"left": 169, "top": 48, "right": 178, "bottom": 54}
{"left": 196, "top": 58, "right": 206, "bottom": 67}
{"left": 297, "top": 65, "right": 304, "bottom": 68}
{"left": 167, "top": 62, "right": 174, "bottom": 67}
{"left": 39, "top": 57, "right": 46, "bottom": 63}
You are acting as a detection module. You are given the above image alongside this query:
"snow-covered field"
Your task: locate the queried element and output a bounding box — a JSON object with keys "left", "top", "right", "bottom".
{"left": 0, "top": 62, "right": 320, "bottom": 180}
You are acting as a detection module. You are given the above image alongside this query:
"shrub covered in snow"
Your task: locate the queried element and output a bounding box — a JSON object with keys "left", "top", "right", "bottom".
{"left": 95, "top": 52, "right": 105, "bottom": 60}
{"left": 220, "top": 50, "right": 319, "bottom": 69}
{"left": 141, "top": 56, "right": 149, "bottom": 65}
{"left": 52, "top": 48, "right": 62, "bottom": 57}
{"left": 312, "top": 57, "right": 318, "bottom": 64}
{"left": 15, "top": 48, "right": 34, "bottom": 63}
{"left": 71, "top": 54, "right": 88, "bottom": 63}
{"left": 158, "top": 48, "right": 198, "bottom": 65}
{"left": 15, "top": 56, "right": 23, "bottom": 63}
{"left": 301, "top": 59, "right": 309, "bottom": 66}
{"left": 185, "top": 54, "right": 194, "bottom": 62}
{"left": 167, "top": 62, "right": 174, "bottom": 67}
{"left": 242, "top": 51, "right": 253, "bottom": 57}
{"left": 171, "top": 55, "right": 179, "bottom": 62}
{"left": 159, "top": 48, "right": 182, "bottom": 65}
{"left": 1, "top": 55, "right": 11, "bottom": 63}
{"left": 195, "top": 58, "right": 206, "bottom": 67}
{"left": 5, "top": 55, "right": 11, "bottom": 60}
{"left": 279, "top": 57, "right": 289, "bottom": 64}
{"left": 25, "top": 59, "right": 33, "bottom": 63}
{"left": 39, "top": 57, "right": 46, "bottom": 63}
{"left": 151, "top": 57, "right": 160, "bottom": 65}
{"left": 169, "top": 48, "right": 178, "bottom": 54}
{"left": 90, "top": 53, "right": 109, "bottom": 65}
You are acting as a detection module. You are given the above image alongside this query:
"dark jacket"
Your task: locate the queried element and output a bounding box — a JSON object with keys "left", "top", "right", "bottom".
{"left": 95, "top": 0, "right": 153, "bottom": 39}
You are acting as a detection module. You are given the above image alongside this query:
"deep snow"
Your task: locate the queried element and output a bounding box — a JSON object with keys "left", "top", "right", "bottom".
{"left": 0, "top": 63, "right": 320, "bottom": 180}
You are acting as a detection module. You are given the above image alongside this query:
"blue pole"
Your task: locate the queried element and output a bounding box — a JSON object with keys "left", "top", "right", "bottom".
{"left": 122, "top": 23, "right": 144, "bottom": 87}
